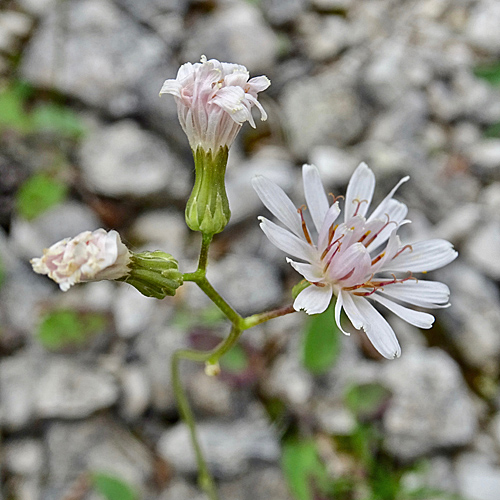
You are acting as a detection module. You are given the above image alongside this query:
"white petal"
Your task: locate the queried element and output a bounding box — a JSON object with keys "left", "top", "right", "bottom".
{"left": 334, "top": 291, "right": 350, "bottom": 335}
{"left": 368, "top": 175, "right": 409, "bottom": 222}
{"left": 382, "top": 239, "right": 458, "bottom": 273}
{"left": 378, "top": 280, "right": 450, "bottom": 308}
{"left": 212, "top": 86, "right": 251, "bottom": 124}
{"left": 365, "top": 199, "right": 408, "bottom": 251}
{"left": 159, "top": 79, "right": 182, "bottom": 97}
{"left": 351, "top": 295, "right": 402, "bottom": 359}
{"left": 345, "top": 162, "right": 375, "bottom": 220}
{"left": 258, "top": 217, "right": 316, "bottom": 262}
{"left": 318, "top": 202, "right": 341, "bottom": 250}
{"left": 339, "top": 290, "right": 363, "bottom": 330}
{"left": 302, "top": 164, "right": 329, "bottom": 233}
{"left": 370, "top": 294, "right": 435, "bottom": 329}
{"left": 293, "top": 284, "right": 333, "bottom": 314}
{"left": 247, "top": 75, "right": 271, "bottom": 92}
{"left": 252, "top": 176, "right": 303, "bottom": 237}
{"left": 286, "top": 258, "right": 323, "bottom": 282}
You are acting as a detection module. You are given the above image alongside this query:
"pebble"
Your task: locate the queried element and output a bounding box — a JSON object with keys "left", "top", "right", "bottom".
{"left": 464, "top": 220, "right": 500, "bottom": 280}
{"left": 79, "top": 120, "right": 190, "bottom": 199}
{"left": 468, "top": 139, "right": 500, "bottom": 174}
{"left": 381, "top": 348, "right": 477, "bottom": 460}
{"left": 456, "top": 453, "right": 500, "bottom": 500}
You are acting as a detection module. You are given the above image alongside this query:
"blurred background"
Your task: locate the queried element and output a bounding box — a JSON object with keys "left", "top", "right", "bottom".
{"left": 1, "top": 0, "right": 500, "bottom": 498}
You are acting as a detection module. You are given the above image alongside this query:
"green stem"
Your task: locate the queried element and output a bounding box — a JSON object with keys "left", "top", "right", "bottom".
{"left": 198, "top": 233, "right": 212, "bottom": 273}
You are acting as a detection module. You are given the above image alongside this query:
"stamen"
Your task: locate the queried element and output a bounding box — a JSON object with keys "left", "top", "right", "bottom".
{"left": 321, "top": 234, "right": 343, "bottom": 261}
{"left": 363, "top": 213, "right": 398, "bottom": 247}
{"left": 297, "top": 205, "right": 313, "bottom": 245}
{"left": 328, "top": 193, "right": 344, "bottom": 203}
{"left": 312, "top": 281, "right": 326, "bottom": 288}
{"left": 358, "top": 230, "right": 371, "bottom": 244}
{"left": 370, "top": 252, "right": 385, "bottom": 266}
{"left": 392, "top": 244, "right": 413, "bottom": 259}
{"left": 353, "top": 199, "right": 369, "bottom": 217}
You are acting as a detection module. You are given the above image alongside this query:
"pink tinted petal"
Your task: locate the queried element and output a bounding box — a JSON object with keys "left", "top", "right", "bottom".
{"left": 328, "top": 243, "right": 371, "bottom": 285}
{"left": 293, "top": 285, "right": 333, "bottom": 314}
{"left": 303, "top": 164, "right": 329, "bottom": 234}
{"left": 247, "top": 75, "right": 271, "bottom": 92}
{"left": 258, "top": 217, "right": 316, "bottom": 262}
{"left": 252, "top": 176, "right": 303, "bottom": 237}
{"left": 345, "top": 163, "right": 375, "bottom": 220}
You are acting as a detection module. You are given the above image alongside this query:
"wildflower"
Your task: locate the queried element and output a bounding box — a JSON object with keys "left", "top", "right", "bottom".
{"left": 253, "top": 163, "right": 457, "bottom": 359}
{"left": 31, "top": 229, "right": 131, "bottom": 291}
{"left": 31, "top": 230, "right": 184, "bottom": 298}
{"left": 160, "top": 55, "right": 270, "bottom": 152}
{"left": 160, "top": 56, "right": 270, "bottom": 235}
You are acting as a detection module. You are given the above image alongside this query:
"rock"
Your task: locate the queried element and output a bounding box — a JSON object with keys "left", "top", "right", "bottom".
{"left": 36, "top": 357, "right": 118, "bottom": 419}
{"left": 468, "top": 139, "right": 500, "bottom": 174}
{"left": 182, "top": 1, "right": 279, "bottom": 73}
{"left": 313, "top": 399, "right": 357, "bottom": 436}
{"left": 298, "top": 13, "right": 359, "bottom": 61}
{"left": 21, "top": 0, "right": 168, "bottom": 116}
{"left": 4, "top": 439, "right": 44, "bottom": 475}
{"left": 207, "top": 254, "right": 283, "bottom": 315}
{"left": 159, "top": 479, "right": 206, "bottom": 500}
{"left": 466, "top": 0, "right": 500, "bottom": 54}
{"left": 187, "top": 370, "right": 233, "bottom": 417}
{"left": 381, "top": 348, "right": 477, "bottom": 460}
{"left": 455, "top": 452, "right": 500, "bottom": 500}
{"left": 0, "top": 11, "right": 33, "bottom": 54}
{"left": 281, "top": 62, "right": 366, "bottom": 158}
{"left": 0, "top": 354, "right": 38, "bottom": 431}
{"left": 431, "top": 202, "right": 482, "bottom": 244}
{"left": 79, "top": 120, "right": 190, "bottom": 199}
{"left": 10, "top": 201, "right": 101, "bottom": 261}
{"left": 464, "top": 220, "right": 500, "bottom": 280}
{"left": 308, "top": 145, "right": 360, "bottom": 187}
{"left": 118, "top": 364, "right": 151, "bottom": 420}
{"left": 130, "top": 209, "right": 188, "bottom": 262}
{"left": 261, "top": 0, "right": 307, "bottom": 26}
{"left": 46, "top": 417, "right": 154, "bottom": 497}
{"left": 157, "top": 408, "right": 280, "bottom": 477}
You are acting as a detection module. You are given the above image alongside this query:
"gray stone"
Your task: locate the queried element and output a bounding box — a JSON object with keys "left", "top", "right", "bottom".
{"left": 281, "top": 63, "right": 366, "bottom": 157}
{"left": 157, "top": 408, "right": 280, "bottom": 477}
{"left": 466, "top": 0, "right": 500, "bottom": 54}
{"left": 21, "top": 0, "right": 168, "bottom": 116}
{"left": 468, "top": 139, "right": 500, "bottom": 173}
{"left": 431, "top": 202, "right": 482, "bottom": 244}
{"left": 0, "top": 354, "right": 37, "bottom": 430}
{"left": 46, "top": 417, "right": 154, "bottom": 497}
{"left": 440, "top": 263, "right": 500, "bottom": 368}
{"left": 207, "top": 254, "right": 283, "bottom": 315}
{"left": 36, "top": 358, "right": 118, "bottom": 419}
{"left": 118, "top": 364, "right": 151, "bottom": 420}
{"left": 182, "top": 1, "right": 279, "bottom": 73}
{"left": 187, "top": 370, "right": 233, "bottom": 417}
{"left": 10, "top": 201, "right": 101, "bottom": 261}
{"left": 298, "top": 13, "right": 359, "bottom": 61}
{"left": 262, "top": 0, "right": 307, "bottom": 26}
{"left": 308, "top": 145, "right": 360, "bottom": 187}
{"left": 382, "top": 348, "right": 477, "bottom": 460}
{"left": 79, "top": 120, "right": 190, "bottom": 199}
{"left": 0, "top": 11, "right": 33, "bottom": 54}
{"left": 456, "top": 453, "right": 500, "bottom": 500}
{"left": 4, "top": 439, "right": 44, "bottom": 475}
{"left": 159, "top": 479, "right": 206, "bottom": 500}
{"left": 464, "top": 219, "right": 500, "bottom": 280}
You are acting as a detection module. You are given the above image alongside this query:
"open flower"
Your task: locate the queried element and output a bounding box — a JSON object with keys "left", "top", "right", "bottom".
{"left": 253, "top": 163, "right": 457, "bottom": 359}
{"left": 31, "top": 229, "right": 131, "bottom": 291}
{"left": 160, "top": 55, "right": 270, "bottom": 152}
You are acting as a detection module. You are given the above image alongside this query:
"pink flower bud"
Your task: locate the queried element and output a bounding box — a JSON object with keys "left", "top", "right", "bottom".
{"left": 160, "top": 56, "right": 270, "bottom": 152}
{"left": 31, "top": 229, "right": 131, "bottom": 291}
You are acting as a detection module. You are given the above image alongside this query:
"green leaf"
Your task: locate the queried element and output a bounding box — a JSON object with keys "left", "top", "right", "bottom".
{"left": 344, "top": 383, "right": 391, "bottom": 420}
{"left": 91, "top": 472, "right": 138, "bottom": 500}
{"left": 16, "top": 173, "right": 68, "bottom": 220}
{"left": 0, "top": 83, "right": 32, "bottom": 133}
{"left": 474, "top": 62, "right": 500, "bottom": 86}
{"left": 484, "top": 121, "right": 500, "bottom": 138}
{"left": 31, "top": 103, "right": 85, "bottom": 138}
{"left": 292, "top": 279, "right": 310, "bottom": 299}
{"left": 281, "top": 438, "right": 333, "bottom": 500}
{"left": 302, "top": 301, "right": 340, "bottom": 374}
{"left": 220, "top": 344, "right": 249, "bottom": 373}
{"left": 37, "top": 309, "right": 107, "bottom": 350}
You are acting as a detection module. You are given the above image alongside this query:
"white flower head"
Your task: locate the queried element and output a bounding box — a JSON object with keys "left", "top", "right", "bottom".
{"left": 160, "top": 55, "right": 270, "bottom": 151}
{"left": 31, "top": 229, "right": 131, "bottom": 291}
{"left": 253, "top": 163, "right": 458, "bottom": 359}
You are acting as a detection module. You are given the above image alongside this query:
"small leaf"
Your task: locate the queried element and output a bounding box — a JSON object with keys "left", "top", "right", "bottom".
{"left": 220, "top": 344, "right": 249, "bottom": 373}
{"left": 344, "top": 383, "right": 391, "bottom": 420}
{"left": 31, "top": 103, "right": 85, "bottom": 138}
{"left": 16, "top": 173, "right": 68, "bottom": 220}
{"left": 484, "top": 121, "right": 500, "bottom": 138}
{"left": 37, "top": 309, "right": 107, "bottom": 350}
{"left": 474, "top": 62, "right": 500, "bottom": 86}
{"left": 91, "top": 472, "right": 138, "bottom": 500}
{"left": 281, "top": 438, "right": 333, "bottom": 500}
{"left": 302, "top": 301, "right": 340, "bottom": 374}
{"left": 292, "top": 279, "right": 310, "bottom": 299}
